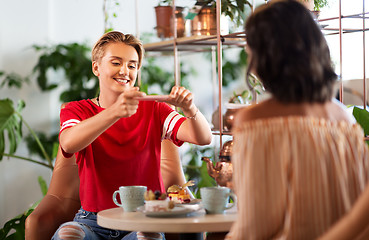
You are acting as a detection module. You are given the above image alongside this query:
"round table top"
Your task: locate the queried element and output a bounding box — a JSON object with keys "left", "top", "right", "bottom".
{"left": 97, "top": 206, "right": 237, "bottom": 233}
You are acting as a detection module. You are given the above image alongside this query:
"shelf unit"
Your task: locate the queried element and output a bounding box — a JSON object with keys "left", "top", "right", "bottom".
{"left": 142, "top": 0, "right": 369, "bottom": 145}
{"left": 319, "top": 6, "right": 368, "bottom": 106}
{"left": 143, "top": 0, "right": 247, "bottom": 150}
{"left": 319, "top": 1, "right": 368, "bottom": 140}
{"left": 144, "top": 32, "right": 246, "bottom": 52}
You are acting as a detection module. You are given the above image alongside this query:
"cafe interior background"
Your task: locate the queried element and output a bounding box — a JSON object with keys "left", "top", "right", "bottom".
{"left": 0, "top": 0, "right": 368, "bottom": 231}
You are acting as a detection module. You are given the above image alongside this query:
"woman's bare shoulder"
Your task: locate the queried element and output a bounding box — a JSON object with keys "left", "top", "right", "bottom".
{"left": 234, "top": 100, "right": 271, "bottom": 126}
{"left": 234, "top": 98, "right": 355, "bottom": 127}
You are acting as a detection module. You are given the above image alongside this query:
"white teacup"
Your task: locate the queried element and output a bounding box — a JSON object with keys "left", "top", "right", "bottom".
{"left": 200, "top": 186, "right": 237, "bottom": 214}
{"left": 113, "top": 185, "right": 147, "bottom": 212}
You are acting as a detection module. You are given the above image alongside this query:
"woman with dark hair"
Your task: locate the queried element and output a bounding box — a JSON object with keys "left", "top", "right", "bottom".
{"left": 227, "top": 0, "right": 369, "bottom": 239}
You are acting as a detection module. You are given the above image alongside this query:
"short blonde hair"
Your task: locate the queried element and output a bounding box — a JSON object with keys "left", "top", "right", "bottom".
{"left": 91, "top": 31, "right": 144, "bottom": 69}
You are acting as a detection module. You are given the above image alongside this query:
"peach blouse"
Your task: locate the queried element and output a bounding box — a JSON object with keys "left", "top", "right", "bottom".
{"left": 228, "top": 117, "right": 369, "bottom": 240}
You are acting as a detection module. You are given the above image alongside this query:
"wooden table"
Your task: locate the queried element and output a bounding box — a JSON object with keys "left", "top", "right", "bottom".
{"left": 97, "top": 206, "right": 237, "bottom": 239}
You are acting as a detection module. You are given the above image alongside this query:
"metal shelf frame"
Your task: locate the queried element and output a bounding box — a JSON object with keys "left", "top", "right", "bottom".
{"left": 139, "top": 0, "right": 368, "bottom": 145}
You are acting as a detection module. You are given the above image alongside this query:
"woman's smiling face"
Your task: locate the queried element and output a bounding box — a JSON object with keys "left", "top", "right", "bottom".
{"left": 93, "top": 42, "right": 139, "bottom": 95}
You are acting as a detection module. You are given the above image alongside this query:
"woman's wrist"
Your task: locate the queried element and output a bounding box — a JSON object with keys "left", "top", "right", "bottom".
{"left": 186, "top": 108, "right": 199, "bottom": 120}
{"left": 182, "top": 106, "right": 199, "bottom": 120}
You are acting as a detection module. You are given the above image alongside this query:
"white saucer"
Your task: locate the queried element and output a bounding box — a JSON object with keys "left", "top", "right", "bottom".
{"left": 137, "top": 205, "right": 201, "bottom": 218}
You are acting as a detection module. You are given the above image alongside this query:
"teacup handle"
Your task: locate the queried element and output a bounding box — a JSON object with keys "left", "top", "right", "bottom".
{"left": 113, "top": 190, "right": 123, "bottom": 207}
{"left": 225, "top": 192, "right": 237, "bottom": 210}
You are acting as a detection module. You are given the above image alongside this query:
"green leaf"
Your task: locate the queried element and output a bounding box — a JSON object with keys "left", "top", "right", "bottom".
{"left": 0, "top": 72, "right": 29, "bottom": 89}
{"left": 7, "top": 125, "right": 17, "bottom": 155}
{"left": 353, "top": 106, "right": 369, "bottom": 136}
{"left": 0, "top": 99, "right": 23, "bottom": 158}
{"left": 0, "top": 202, "right": 37, "bottom": 239}
{"left": 196, "top": 162, "right": 217, "bottom": 198}
{"left": 25, "top": 132, "right": 58, "bottom": 161}
{"left": 31, "top": 43, "right": 99, "bottom": 102}
{"left": 52, "top": 143, "right": 59, "bottom": 159}
{"left": 38, "top": 176, "right": 48, "bottom": 196}
{"left": 0, "top": 131, "right": 4, "bottom": 161}
{"left": 0, "top": 212, "right": 28, "bottom": 239}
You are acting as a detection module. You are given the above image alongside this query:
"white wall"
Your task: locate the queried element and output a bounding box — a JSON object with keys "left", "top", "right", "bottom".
{"left": 0, "top": 0, "right": 53, "bottom": 226}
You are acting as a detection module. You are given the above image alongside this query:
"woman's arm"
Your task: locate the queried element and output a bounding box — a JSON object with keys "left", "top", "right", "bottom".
{"left": 176, "top": 107, "right": 212, "bottom": 146}
{"left": 165, "top": 86, "right": 212, "bottom": 145}
{"left": 318, "top": 184, "right": 369, "bottom": 240}
{"left": 60, "top": 89, "right": 145, "bottom": 154}
{"left": 160, "top": 139, "right": 187, "bottom": 190}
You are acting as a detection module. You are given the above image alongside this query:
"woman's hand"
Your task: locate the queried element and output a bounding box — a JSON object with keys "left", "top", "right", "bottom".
{"left": 166, "top": 86, "right": 197, "bottom": 117}
{"left": 166, "top": 86, "right": 212, "bottom": 145}
{"left": 111, "top": 87, "right": 146, "bottom": 118}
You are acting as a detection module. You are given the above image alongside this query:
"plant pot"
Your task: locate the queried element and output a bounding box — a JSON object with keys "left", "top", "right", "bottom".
{"left": 191, "top": 6, "right": 217, "bottom": 36}
{"left": 171, "top": 7, "right": 185, "bottom": 38}
{"left": 311, "top": 10, "right": 320, "bottom": 20}
{"left": 190, "top": 6, "right": 229, "bottom": 36}
{"left": 155, "top": 6, "right": 185, "bottom": 39}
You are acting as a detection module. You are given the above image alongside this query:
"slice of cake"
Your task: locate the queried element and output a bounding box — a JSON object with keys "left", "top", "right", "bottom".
{"left": 145, "top": 199, "right": 170, "bottom": 212}
{"left": 167, "top": 180, "right": 195, "bottom": 204}
{"left": 144, "top": 190, "right": 174, "bottom": 212}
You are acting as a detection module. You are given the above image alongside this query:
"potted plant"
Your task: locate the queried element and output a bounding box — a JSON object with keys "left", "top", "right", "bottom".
{"left": 300, "top": 0, "right": 329, "bottom": 18}
{"left": 190, "top": 0, "right": 252, "bottom": 36}
{"left": 155, "top": 0, "right": 185, "bottom": 39}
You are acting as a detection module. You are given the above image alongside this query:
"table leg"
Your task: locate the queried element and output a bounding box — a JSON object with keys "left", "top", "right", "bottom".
{"left": 206, "top": 232, "right": 228, "bottom": 240}
{"left": 179, "top": 233, "right": 203, "bottom": 240}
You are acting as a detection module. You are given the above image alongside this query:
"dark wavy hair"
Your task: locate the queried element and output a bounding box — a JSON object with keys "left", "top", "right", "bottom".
{"left": 245, "top": 0, "right": 337, "bottom": 103}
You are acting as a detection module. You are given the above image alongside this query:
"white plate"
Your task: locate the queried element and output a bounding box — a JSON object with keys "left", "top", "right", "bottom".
{"left": 135, "top": 95, "right": 169, "bottom": 102}
{"left": 137, "top": 205, "right": 200, "bottom": 218}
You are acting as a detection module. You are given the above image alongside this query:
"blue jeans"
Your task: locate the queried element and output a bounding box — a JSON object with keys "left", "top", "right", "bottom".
{"left": 52, "top": 208, "right": 165, "bottom": 240}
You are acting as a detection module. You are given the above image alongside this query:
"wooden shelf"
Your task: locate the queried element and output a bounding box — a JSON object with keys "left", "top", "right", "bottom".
{"left": 212, "top": 130, "right": 232, "bottom": 136}
{"left": 143, "top": 32, "right": 246, "bottom": 52}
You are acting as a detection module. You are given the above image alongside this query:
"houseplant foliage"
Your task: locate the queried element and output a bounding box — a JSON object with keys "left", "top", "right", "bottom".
{"left": 140, "top": 57, "right": 192, "bottom": 95}
{"left": 0, "top": 99, "right": 53, "bottom": 239}
{"left": 182, "top": 144, "right": 217, "bottom": 198}
{"left": 222, "top": 48, "right": 247, "bottom": 87}
{"left": 157, "top": 0, "right": 173, "bottom": 6}
{"left": 0, "top": 99, "right": 55, "bottom": 169}
{"left": 103, "top": 0, "right": 120, "bottom": 33}
{"left": 314, "top": 0, "right": 329, "bottom": 11}
{"left": 353, "top": 106, "right": 369, "bottom": 143}
{"left": 0, "top": 71, "right": 29, "bottom": 89}
{"left": 201, "top": 0, "right": 253, "bottom": 27}
{"left": 0, "top": 42, "right": 94, "bottom": 239}
{"left": 32, "top": 43, "right": 99, "bottom": 102}
{"left": 301, "top": 0, "right": 329, "bottom": 11}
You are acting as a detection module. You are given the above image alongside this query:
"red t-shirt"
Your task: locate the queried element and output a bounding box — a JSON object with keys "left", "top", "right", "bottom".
{"left": 59, "top": 99, "right": 186, "bottom": 212}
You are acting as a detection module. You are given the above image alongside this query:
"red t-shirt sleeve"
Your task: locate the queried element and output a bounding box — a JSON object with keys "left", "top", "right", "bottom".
{"left": 159, "top": 103, "right": 186, "bottom": 146}
{"left": 59, "top": 101, "right": 85, "bottom": 158}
